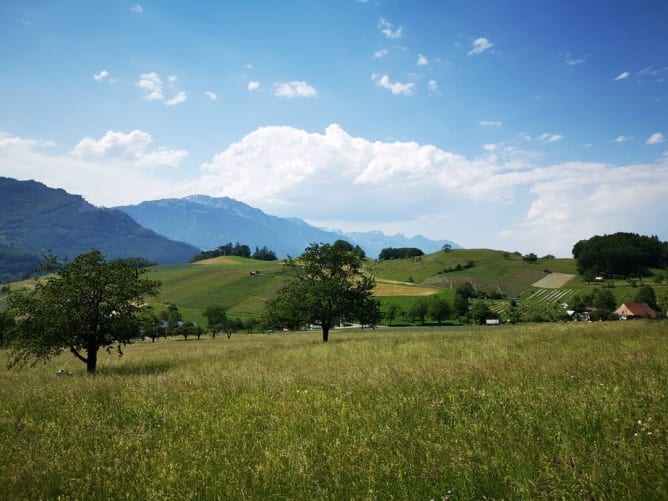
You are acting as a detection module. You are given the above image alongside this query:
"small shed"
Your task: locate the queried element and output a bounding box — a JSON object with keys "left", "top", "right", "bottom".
{"left": 614, "top": 302, "right": 656, "bottom": 319}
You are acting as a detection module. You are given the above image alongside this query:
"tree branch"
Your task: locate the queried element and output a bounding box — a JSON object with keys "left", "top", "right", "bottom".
{"left": 70, "top": 347, "right": 88, "bottom": 364}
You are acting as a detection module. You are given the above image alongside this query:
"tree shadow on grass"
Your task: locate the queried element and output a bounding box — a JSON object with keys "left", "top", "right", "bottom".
{"left": 95, "top": 361, "right": 175, "bottom": 376}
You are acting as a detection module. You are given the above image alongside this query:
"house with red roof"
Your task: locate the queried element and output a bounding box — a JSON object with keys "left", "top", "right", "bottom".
{"left": 614, "top": 302, "right": 657, "bottom": 319}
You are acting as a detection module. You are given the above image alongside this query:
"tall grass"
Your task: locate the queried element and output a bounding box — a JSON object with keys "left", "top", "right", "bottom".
{"left": 1, "top": 321, "right": 666, "bottom": 499}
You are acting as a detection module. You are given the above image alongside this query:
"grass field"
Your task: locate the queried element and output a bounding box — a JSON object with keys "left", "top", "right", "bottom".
{"left": 1, "top": 321, "right": 666, "bottom": 499}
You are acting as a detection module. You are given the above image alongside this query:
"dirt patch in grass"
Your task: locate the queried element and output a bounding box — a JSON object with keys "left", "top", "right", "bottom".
{"left": 374, "top": 279, "right": 441, "bottom": 296}
{"left": 531, "top": 272, "right": 576, "bottom": 288}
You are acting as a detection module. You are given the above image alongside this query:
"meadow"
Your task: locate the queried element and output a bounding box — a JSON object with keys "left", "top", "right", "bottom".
{"left": 1, "top": 321, "right": 666, "bottom": 499}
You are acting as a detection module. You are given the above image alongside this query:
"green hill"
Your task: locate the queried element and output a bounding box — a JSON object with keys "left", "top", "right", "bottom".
{"left": 140, "top": 249, "right": 579, "bottom": 322}
{"left": 7, "top": 248, "right": 665, "bottom": 326}
{"left": 367, "top": 249, "right": 578, "bottom": 297}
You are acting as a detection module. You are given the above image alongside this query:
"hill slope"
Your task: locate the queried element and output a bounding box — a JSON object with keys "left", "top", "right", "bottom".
{"left": 0, "top": 177, "right": 201, "bottom": 281}
{"left": 116, "top": 195, "right": 460, "bottom": 258}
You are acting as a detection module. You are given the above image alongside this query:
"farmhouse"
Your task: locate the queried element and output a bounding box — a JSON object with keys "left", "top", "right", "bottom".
{"left": 614, "top": 302, "right": 656, "bottom": 319}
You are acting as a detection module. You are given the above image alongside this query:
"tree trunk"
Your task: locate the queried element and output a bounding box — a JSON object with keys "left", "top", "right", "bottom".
{"left": 322, "top": 324, "right": 329, "bottom": 342}
{"left": 86, "top": 347, "right": 97, "bottom": 373}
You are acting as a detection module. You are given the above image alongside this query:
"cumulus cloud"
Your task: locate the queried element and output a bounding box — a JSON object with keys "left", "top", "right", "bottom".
{"left": 428, "top": 79, "right": 439, "bottom": 95}
{"left": 137, "top": 72, "right": 164, "bottom": 101}
{"left": 136, "top": 72, "right": 187, "bottom": 106}
{"left": 93, "top": 70, "right": 110, "bottom": 81}
{"left": 480, "top": 120, "right": 503, "bottom": 127}
{"left": 0, "top": 132, "right": 187, "bottom": 206}
{"left": 187, "top": 124, "right": 668, "bottom": 255}
{"left": 5, "top": 126, "right": 667, "bottom": 256}
{"left": 130, "top": 4, "right": 143, "bottom": 13}
{"left": 373, "top": 49, "right": 389, "bottom": 59}
{"left": 71, "top": 130, "right": 187, "bottom": 167}
{"left": 165, "top": 91, "right": 187, "bottom": 106}
{"left": 646, "top": 132, "right": 664, "bottom": 145}
{"left": 613, "top": 135, "right": 631, "bottom": 143}
{"left": 204, "top": 91, "right": 218, "bottom": 101}
{"left": 248, "top": 81, "right": 260, "bottom": 92}
{"left": 468, "top": 37, "right": 493, "bottom": 56}
{"left": 538, "top": 133, "right": 563, "bottom": 143}
{"left": 273, "top": 81, "right": 317, "bottom": 98}
{"left": 378, "top": 18, "right": 402, "bottom": 39}
{"left": 372, "top": 74, "right": 415, "bottom": 96}
{"left": 417, "top": 53, "right": 429, "bottom": 66}
{"left": 614, "top": 71, "right": 630, "bottom": 81}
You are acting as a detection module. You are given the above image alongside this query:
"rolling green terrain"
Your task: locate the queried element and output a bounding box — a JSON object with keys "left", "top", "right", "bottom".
{"left": 1, "top": 322, "right": 666, "bottom": 499}
{"left": 136, "top": 248, "right": 665, "bottom": 326}
{"left": 4, "top": 248, "right": 666, "bottom": 327}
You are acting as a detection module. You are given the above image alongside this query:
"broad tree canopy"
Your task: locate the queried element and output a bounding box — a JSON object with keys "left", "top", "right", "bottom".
{"left": 7, "top": 250, "right": 160, "bottom": 373}
{"left": 263, "top": 243, "right": 380, "bottom": 342}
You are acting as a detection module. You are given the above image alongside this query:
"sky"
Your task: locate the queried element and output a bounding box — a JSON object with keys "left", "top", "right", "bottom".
{"left": 1, "top": 0, "right": 667, "bottom": 257}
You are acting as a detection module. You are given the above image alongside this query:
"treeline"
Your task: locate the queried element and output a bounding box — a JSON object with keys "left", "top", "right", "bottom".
{"left": 572, "top": 232, "right": 667, "bottom": 278}
{"left": 379, "top": 247, "right": 424, "bottom": 261}
{"left": 141, "top": 303, "right": 259, "bottom": 342}
{"left": 191, "top": 242, "right": 278, "bottom": 262}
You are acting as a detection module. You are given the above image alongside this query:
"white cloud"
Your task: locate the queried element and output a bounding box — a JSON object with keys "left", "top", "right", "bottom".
{"left": 189, "top": 124, "right": 668, "bottom": 256}
{"left": 273, "top": 81, "right": 317, "bottom": 98}
{"left": 468, "top": 37, "right": 493, "bottom": 56}
{"left": 135, "top": 148, "right": 189, "bottom": 167}
{"left": 372, "top": 74, "right": 415, "bottom": 96}
{"left": 93, "top": 70, "right": 110, "bottom": 81}
{"left": 646, "top": 132, "right": 664, "bottom": 145}
{"left": 613, "top": 135, "right": 631, "bottom": 143}
{"left": 614, "top": 71, "right": 630, "bottom": 81}
{"left": 417, "top": 53, "right": 429, "bottom": 66}
{"left": 538, "top": 133, "right": 563, "bottom": 143}
{"left": 378, "top": 18, "right": 402, "bottom": 39}
{"left": 165, "top": 91, "right": 187, "bottom": 106}
{"left": 244, "top": 63, "right": 253, "bottom": 70}
{"left": 248, "top": 81, "right": 260, "bottom": 92}
{"left": 72, "top": 130, "right": 153, "bottom": 158}
{"left": 137, "top": 72, "right": 164, "bottom": 101}
{"left": 130, "top": 4, "right": 143, "bottom": 13}
{"left": 71, "top": 130, "right": 188, "bottom": 168}
{"left": 204, "top": 91, "right": 218, "bottom": 101}
{"left": 565, "top": 54, "right": 585, "bottom": 66}
{"left": 136, "top": 72, "right": 187, "bottom": 106}
{"left": 4, "top": 127, "right": 668, "bottom": 256}
{"left": 373, "top": 49, "right": 389, "bottom": 59}
{"left": 480, "top": 120, "right": 503, "bottom": 128}
{"left": 428, "top": 79, "right": 439, "bottom": 95}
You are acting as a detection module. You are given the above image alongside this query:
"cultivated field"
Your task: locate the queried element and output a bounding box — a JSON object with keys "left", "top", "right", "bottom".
{"left": 1, "top": 322, "right": 666, "bottom": 499}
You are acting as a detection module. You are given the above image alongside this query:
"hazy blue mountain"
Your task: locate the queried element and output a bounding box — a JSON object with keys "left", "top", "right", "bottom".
{"left": 337, "top": 230, "right": 460, "bottom": 257}
{"left": 0, "top": 177, "right": 200, "bottom": 281}
{"left": 116, "top": 195, "right": 460, "bottom": 258}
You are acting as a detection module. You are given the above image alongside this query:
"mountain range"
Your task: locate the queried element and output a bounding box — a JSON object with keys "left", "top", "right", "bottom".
{"left": 116, "top": 195, "right": 460, "bottom": 258}
{"left": 0, "top": 177, "right": 459, "bottom": 282}
{"left": 0, "top": 177, "right": 199, "bottom": 281}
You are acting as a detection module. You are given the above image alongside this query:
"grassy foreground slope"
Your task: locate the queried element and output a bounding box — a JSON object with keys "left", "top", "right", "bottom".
{"left": 1, "top": 322, "right": 666, "bottom": 499}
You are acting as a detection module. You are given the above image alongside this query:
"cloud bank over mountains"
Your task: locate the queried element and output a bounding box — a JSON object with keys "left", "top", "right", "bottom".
{"left": 2, "top": 124, "right": 666, "bottom": 257}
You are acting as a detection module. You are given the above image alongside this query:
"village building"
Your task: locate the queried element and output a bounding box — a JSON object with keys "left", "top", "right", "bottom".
{"left": 614, "top": 302, "right": 657, "bottom": 319}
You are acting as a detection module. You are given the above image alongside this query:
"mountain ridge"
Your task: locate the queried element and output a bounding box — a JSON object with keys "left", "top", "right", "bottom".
{"left": 0, "top": 177, "right": 201, "bottom": 281}
{"left": 116, "top": 195, "right": 460, "bottom": 258}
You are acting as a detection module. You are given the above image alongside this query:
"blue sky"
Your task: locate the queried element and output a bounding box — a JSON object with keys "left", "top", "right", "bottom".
{"left": 1, "top": 1, "right": 667, "bottom": 256}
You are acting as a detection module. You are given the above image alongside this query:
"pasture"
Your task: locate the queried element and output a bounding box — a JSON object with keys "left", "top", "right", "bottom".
{"left": 1, "top": 321, "right": 666, "bottom": 499}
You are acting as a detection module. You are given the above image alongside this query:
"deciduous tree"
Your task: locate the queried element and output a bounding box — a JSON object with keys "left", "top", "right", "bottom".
{"left": 263, "top": 243, "right": 380, "bottom": 342}
{"left": 7, "top": 250, "right": 160, "bottom": 373}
